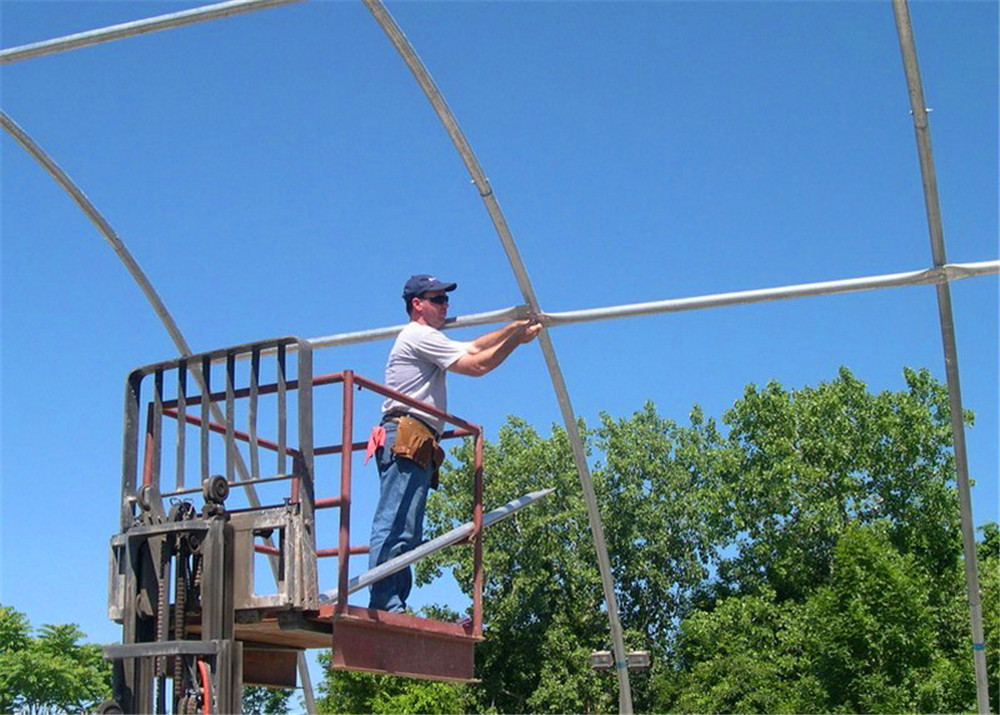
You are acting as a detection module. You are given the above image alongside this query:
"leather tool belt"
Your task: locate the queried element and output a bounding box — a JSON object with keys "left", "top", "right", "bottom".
{"left": 380, "top": 413, "right": 446, "bottom": 489}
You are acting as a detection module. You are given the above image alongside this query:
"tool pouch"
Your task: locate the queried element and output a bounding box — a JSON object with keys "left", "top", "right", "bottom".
{"left": 390, "top": 415, "right": 446, "bottom": 488}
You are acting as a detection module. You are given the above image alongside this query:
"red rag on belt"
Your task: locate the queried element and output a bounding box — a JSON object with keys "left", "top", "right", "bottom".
{"left": 363, "top": 425, "right": 386, "bottom": 465}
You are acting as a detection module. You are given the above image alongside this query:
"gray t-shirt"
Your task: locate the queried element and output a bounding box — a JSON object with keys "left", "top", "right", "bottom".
{"left": 382, "top": 322, "right": 471, "bottom": 434}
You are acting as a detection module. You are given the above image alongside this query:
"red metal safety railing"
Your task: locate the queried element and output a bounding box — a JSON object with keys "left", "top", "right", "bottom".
{"left": 320, "top": 370, "right": 486, "bottom": 637}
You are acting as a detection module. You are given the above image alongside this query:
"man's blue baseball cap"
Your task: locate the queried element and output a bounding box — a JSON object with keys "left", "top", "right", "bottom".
{"left": 402, "top": 275, "right": 458, "bottom": 301}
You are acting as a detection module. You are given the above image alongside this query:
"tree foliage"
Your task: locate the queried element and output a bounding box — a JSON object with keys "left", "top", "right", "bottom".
{"left": 713, "top": 367, "right": 966, "bottom": 604}
{"left": 315, "top": 651, "right": 469, "bottom": 714}
{"left": 317, "top": 367, "right": 994, "bottom": 713}
{"left": 421, "top": 418, "right": 616, "bottom": 714}
{"left": 0, "top": 605, "right": 112, "bottom": 714}
{"left": 655, "top": 368, "right": 984, "bottom": 713}
{"left": 978, "top": 522, "right": 1000, "bottom": 713}
{"left": 242, "top": 685, "right": 293, "bottom": 714}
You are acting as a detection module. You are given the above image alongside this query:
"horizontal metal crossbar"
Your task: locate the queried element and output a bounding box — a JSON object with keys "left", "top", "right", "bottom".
{"left": 103, "top": 639, "right": 220, "bottom": 660}
{"left": 304, "top": 260, "right": 998, "bottom": 351}
{"left": 121, "top": 520, "right": 211, "bottom": 539}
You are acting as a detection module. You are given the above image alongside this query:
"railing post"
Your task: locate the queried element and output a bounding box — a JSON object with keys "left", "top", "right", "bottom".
{"left": 176, "top": 361, "right": 187, "bottom": 491}
{"left": 200, "top": 356, "right": 211, "bottom": 485}
{"left": 122, "top": 371, "right": 142, "bottom": 531}
{"left": 472, "top": 428, "right": 484, "bottom": 636}
{"left": 225, "top": 353, "right": 236, "bottom": 484}
{"left": 338, "top": 370, "right": 355, "bottom": 614}
{"left": 296, "top": 339, "right": 317, "bottom": 610}
{"left": 142, "top": 401, "right": 156, "bottom": 489}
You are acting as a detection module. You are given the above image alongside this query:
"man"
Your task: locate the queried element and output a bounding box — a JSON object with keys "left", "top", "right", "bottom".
{"left": 368, "top": 274, "right": 541, "bottom": 613}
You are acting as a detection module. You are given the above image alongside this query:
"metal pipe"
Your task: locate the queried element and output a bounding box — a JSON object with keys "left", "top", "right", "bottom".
{"left": 176, "top": 364, "right": 187, "bottom": 490}
{"left": 278, "top": 344, "right": 288, "bottom": 477}
{"left": 200, "top": 358, "right": 211, "bottom": 484}
{"left": 1, "top": 111, "right": 193, "bottom": 356}
{"left": 152, "top": 371, "right": 164, "bottom": 489}
{"left": 295, "top": 341, "right": 319, "bottom": 614}
{"left": 540, "top": 261, "right": 999, "bottom": 327}
{"left": 316, "top": 545, "right": 370, "bottom": 558}
{"left": 225, "top": 354, "right": 236, "bottom": 483}
{"left": 306, "top": 304, "right": 528, "bottom": 350}
{"left": 249, "top": 347, "right": 261, "bottom": 482}
{"left": 319, "top": 488, "right": 556, "bottom": 604}
{"left": 360, "top": 2, "right": 634, "bottom": 709}
{"left": 891, "top": 2, "right": 990, "bottom": 711}
{"left": 0, "top": 0, "right": 301, "bottom": 64}
{"left": 299, "top": 261, "right": 997, "bottom": 351}
{"left": 338, "top": 371, "right": 355, "bottom": 614}
{"left": 473, "top": 431, "right": 485, "bottom": 636}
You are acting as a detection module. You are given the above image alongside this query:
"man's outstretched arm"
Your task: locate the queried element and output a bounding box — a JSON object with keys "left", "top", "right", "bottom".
{"left": 449, "top": 320, "right": 541, "bottom": 377}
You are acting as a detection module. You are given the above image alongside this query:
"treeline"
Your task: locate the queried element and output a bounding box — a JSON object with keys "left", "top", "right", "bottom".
{"left": 0, "top": 607, "right": 111, "bottom": 714}
{"left": 320, "top": 367, "right": 999, "bottom": 714}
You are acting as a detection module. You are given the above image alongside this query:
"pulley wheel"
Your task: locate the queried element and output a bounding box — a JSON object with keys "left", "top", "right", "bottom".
{"left": 202, "top": 475, "right": 229, "bottom": 504}
{"left": 136, "top": 484, "right": 155, "bottom": 512}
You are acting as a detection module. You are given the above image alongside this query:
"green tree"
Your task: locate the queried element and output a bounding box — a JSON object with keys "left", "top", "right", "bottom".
{"left": 315, "top": 651, "right": 468, "bottom": 714}
{"left": 242, "top": 684, "right": 293, "bottom": 714}
{"left": 593, "top": 402, "right": 732, "bottom": 646}
{"left": 420, "top": 419, "right": 617, "bottom": 714}
{"left": 652, "top": 368, "right": 983, "bottom": 713}
{"left": 978, "top": 522, "right": 1000, "bottom": 713}
{"left": 714, "top": 367, "right": 965, "bottom": 603}
{"left": 662, "top": 589, "right": 819, "bottom": 714}
{"left": 318, "top": 367, "right": 987, "bottom": 713}
{"left": 659, "top": 524, "right": 978, "bottom": 713}
{"left": 803, "top": 523, "right": 972, "bottom": 713}
{"left": 0, "top": 605, "right": 112, "bottom": 714}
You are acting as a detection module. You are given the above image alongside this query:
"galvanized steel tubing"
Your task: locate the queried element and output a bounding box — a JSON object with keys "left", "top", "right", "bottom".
{"left": 0, "top": 0, "right": 302, "bottom": 64}
{"left": 538, "top": 262, "right": 999, "bottom": 327}
{"left": 891, "top": 1, "right": 990, "bottom": 711}
{"left": 359, "top": 1, "right": 636, "bottom": 709}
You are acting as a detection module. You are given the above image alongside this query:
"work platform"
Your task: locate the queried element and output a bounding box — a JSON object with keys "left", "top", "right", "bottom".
{"left": 183, "top": 604, "right": 480, "bottom": 685}
{"left": 101, "top": 336, "right": 546, "bottom": 713}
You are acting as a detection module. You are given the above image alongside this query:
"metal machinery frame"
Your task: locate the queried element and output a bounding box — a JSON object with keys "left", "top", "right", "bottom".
{"left": 103, "top": 336, "right": 487, "bottom": 713}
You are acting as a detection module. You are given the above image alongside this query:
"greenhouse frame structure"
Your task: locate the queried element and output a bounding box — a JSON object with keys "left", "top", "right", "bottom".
{"left": 2, "top": 1, "right": 996, "bottom": 712}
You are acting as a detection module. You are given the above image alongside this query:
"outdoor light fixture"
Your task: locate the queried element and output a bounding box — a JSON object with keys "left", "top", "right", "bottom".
{"left": 591, "top": 650, "right": 651, "bottom": 672}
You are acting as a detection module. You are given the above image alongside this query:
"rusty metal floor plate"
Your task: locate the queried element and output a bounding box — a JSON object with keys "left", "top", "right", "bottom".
{"left": 189, "top": 605, "right": 480, "bottom": 682}
{"left": 323, "top": 604, "right": 481, "bottom": 683}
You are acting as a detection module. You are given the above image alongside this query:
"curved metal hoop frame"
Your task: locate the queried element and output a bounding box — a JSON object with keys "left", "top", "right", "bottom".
{"left": 359, "top": 1, "right": 635, "bottom": 708}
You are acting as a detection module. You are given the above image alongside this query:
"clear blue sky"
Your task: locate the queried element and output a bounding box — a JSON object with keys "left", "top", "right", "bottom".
{"left": 2, "top": 0, "right": 997, "bottom": 680}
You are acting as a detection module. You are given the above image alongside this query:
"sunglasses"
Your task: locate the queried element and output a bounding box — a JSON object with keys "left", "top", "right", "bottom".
{"left": 423, "top": 294, "right": 450, "bottom": 305}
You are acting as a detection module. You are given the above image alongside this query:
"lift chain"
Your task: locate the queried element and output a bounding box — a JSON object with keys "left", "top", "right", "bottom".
{"left": 172, "top": 537, "right": 189, "bottom": 706}
{"left": 155, "top": 534, "right": 172, "bottom": 678}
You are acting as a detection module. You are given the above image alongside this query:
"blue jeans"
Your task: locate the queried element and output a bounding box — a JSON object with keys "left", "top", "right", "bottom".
{"left": 368, "top": 422, "right": 432, "bottom": 612}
